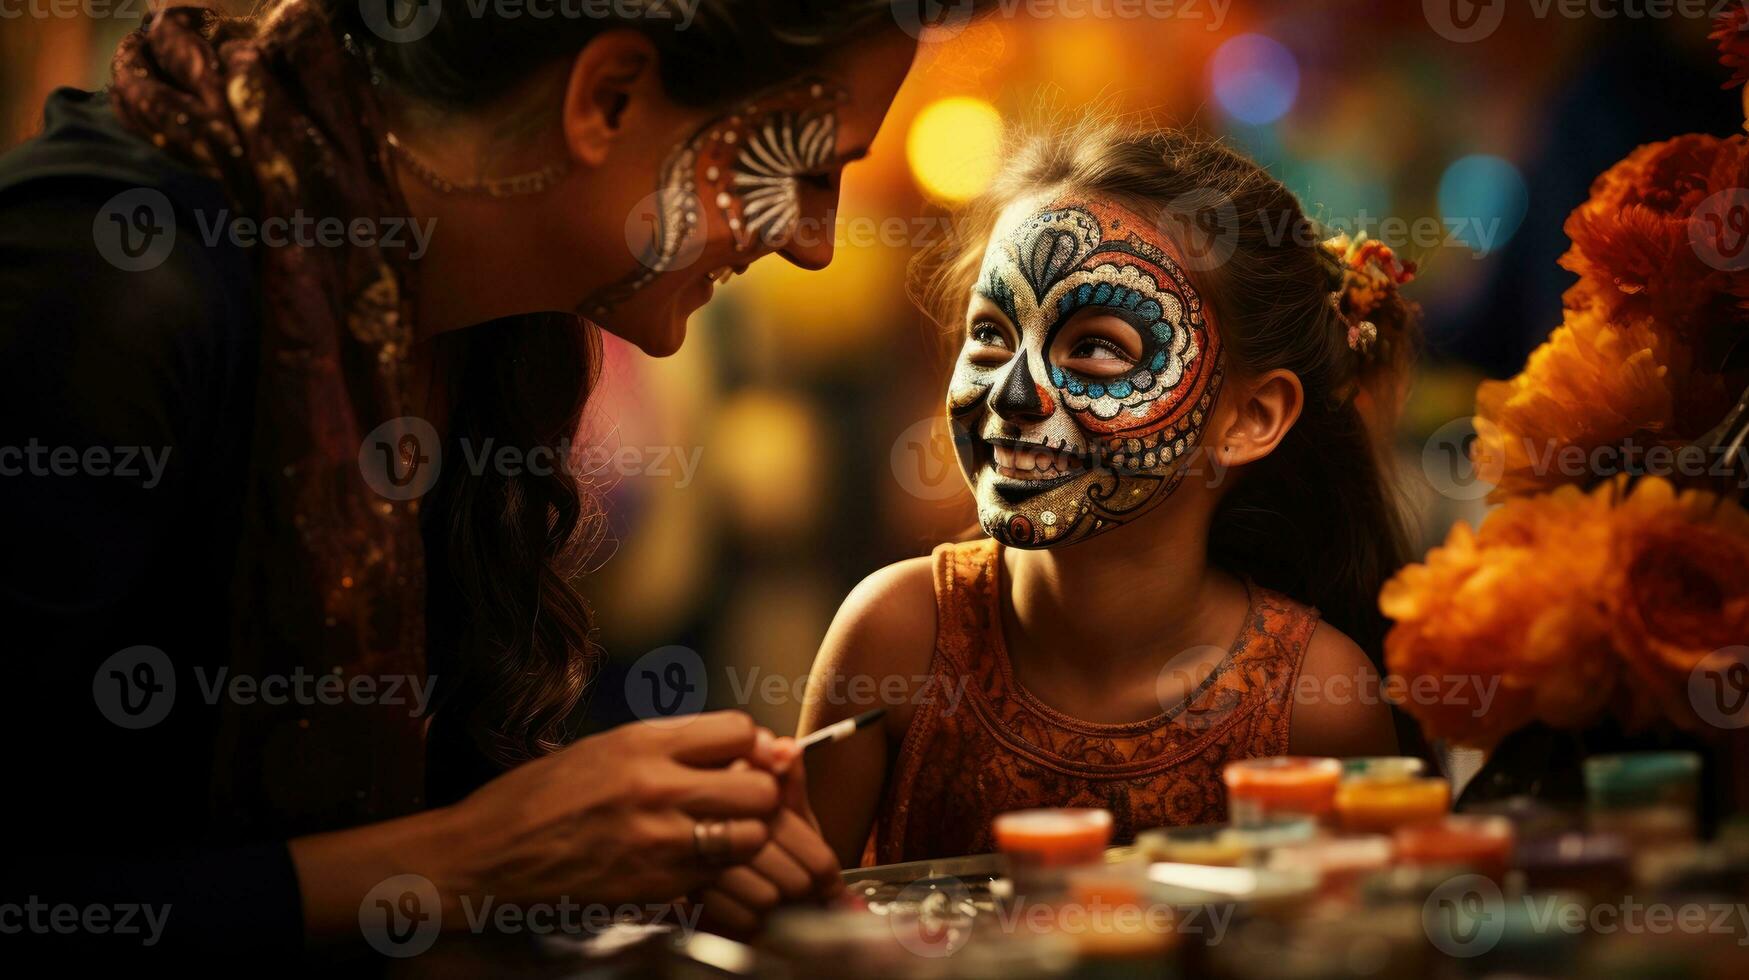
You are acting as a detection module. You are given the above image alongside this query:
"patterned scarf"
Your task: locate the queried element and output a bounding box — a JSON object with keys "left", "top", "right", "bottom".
{"left": 109, "top": 1, "right": 428, "bottom": 835}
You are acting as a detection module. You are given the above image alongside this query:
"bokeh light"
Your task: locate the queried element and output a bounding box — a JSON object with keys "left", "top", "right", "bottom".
{"left": 1209, "top": 34, "right": 1300, "bottom": 126}
{"left": 710, "top": 390, "right": 825, "bottom": 539}
{"left": 1437, "top": 154, "right": 1529, "bottom": 256}
{"left": 906, "top": 96, "right": 1003, "bottom": 202}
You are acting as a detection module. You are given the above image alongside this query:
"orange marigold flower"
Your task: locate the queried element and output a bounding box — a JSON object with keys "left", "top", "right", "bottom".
{"left": 1560, "top": 134, "right": 1749, "bottom": 339}
{"left": 1381, "top": 485, "right": 1619, "bottom": 749}
{"left": 1472, "top": 303, "right": 1683, "bottom": 501}
{"left": 1606, "top": 477, "right": 1749, "bottom": 734}
{"left": 1714, "top": 5, "right": 1749, "bottom": 90}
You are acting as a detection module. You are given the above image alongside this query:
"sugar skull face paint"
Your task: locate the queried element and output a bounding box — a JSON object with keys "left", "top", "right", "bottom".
{"left": 948, "top": 197, "right": 1224, "bottom": 548}
{"left": 581, "top": 78, "right": 847, "bottom": 318}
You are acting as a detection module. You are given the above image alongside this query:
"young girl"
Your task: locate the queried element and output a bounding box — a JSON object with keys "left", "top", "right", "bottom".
{"left": 800, "top": 121, "right": 1420, "bottom": 867}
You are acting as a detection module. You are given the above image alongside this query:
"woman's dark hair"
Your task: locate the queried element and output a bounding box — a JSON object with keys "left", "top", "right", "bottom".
{"left": 913, "top": 117, "right": 1420, "bottom": 682}
{"left": 323, "top": 0, "right": 950, "bottom": 110}
{"left": 315, "top": 0, "right": 979, "bottom": 780}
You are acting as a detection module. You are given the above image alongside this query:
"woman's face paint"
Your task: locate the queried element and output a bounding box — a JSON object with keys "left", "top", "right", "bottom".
{"left": 946, "top": 197, "right": 1224, "bottom": 548}
{"left": 581, "top": 79, "right": 847, "bottom": 318}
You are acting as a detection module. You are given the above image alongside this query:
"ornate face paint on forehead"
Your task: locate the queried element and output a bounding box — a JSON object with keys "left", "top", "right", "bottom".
{"left": 947, "top": 197, "right": 1224, "bottom": 549}
{"left": 581, "top": 78, "right": 848, "bottom": 319}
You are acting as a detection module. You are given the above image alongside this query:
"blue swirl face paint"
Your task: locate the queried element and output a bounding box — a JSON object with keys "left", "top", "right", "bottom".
{"left": 946, "top": 197, "right": 1224, "bottom": 548}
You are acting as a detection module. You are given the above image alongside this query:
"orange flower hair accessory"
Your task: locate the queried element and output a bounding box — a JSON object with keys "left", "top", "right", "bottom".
{"left": 1323, "top": 232, "right": 1417, "bottom": 355}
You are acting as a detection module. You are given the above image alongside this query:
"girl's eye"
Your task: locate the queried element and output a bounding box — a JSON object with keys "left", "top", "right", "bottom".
{"left": 1070, "top": 338, "right": 1130, "bottom": 362}
{"left": 1050, "top": 312, "right": 1144, "bottom": 380}
{"left": 970, "top": 322, "right": 1010, "bottom": 349}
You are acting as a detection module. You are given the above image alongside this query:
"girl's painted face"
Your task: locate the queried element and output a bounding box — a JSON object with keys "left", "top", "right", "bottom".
{"left": 948, "top": 196, "right": 1224, "bottom": 548}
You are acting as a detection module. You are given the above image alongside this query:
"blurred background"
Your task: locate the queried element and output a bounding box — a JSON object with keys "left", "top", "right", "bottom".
{"left": 3, "top": 1, "right": 1741, "bottom": 735}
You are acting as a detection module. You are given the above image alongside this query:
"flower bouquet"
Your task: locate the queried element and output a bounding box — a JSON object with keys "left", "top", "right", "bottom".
{"left": 1381, "top": 12, "right": 1749, "bottom": 819}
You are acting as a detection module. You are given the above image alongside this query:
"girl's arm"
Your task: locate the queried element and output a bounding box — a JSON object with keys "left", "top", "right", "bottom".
{"left": 1287, "top": 623, "right": 1401, "bottom": 758}
{"left": 799, "top": 558, "right": 938, "bottom": 868}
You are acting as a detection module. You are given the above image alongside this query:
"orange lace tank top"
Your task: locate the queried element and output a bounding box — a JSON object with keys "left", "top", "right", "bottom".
{"left": 867, "top": 538, "right": 1321, "bottom": 865}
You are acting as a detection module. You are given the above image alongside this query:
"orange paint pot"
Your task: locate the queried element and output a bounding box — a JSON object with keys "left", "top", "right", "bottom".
{"left": 993, "top": 808, "right": 1114, "bottom": 868}
{"left": 1335, "top": 776, "right": 1451, "bottom": 834}
{"left": 1223, "top": 757, "right": 1342, "bottom": 826}
{"left": 1394, "top": 815, "right": 1514, "bottom": 883}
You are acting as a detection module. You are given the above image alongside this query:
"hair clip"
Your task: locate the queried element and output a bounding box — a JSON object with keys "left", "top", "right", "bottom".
{"left": 1322, "top": 232, "right": 1414, "bottom": 356}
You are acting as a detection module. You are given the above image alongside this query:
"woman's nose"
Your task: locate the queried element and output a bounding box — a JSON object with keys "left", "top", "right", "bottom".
{"left": 776, "top": 208, "right": 837, "bottom": 270}
{"left": 991, "top": 354, "right": 1056, "bottom": 423}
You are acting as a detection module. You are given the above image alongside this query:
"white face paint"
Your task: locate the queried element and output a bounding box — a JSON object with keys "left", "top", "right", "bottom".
{"left": 947, "top": 196, "right": 1224, "bottom": 548}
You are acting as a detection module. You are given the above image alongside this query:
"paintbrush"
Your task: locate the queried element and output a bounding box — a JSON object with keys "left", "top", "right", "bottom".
{"left": 797, "top": 707, "right": 886, "bottom": 756}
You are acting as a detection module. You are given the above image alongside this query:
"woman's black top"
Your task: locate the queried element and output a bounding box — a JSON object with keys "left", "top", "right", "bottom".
{"left": 0, "top": 88, "right": 302, "bottom": 960}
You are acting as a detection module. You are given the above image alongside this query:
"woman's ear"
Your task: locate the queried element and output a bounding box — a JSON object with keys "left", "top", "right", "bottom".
{"left": 561, "top": 30, "right": 662, "bottom": 167}
{"left": 1215, "top": 368, "right": 1304, "bottom": 467}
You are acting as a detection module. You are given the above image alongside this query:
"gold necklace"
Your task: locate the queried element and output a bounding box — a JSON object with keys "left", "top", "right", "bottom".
{"left": 385, "top": 132, "right": 572, "bottom": 198}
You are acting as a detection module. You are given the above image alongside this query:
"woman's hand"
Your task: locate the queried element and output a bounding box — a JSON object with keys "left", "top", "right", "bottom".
{"left": 290, "top": 711, "right": 786, "bottom": 940}
{"left": 694, "top": 752, "right": 845, "bottom": 937}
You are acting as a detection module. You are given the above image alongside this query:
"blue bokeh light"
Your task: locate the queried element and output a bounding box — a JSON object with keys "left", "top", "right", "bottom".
{"left": 1210, "top": 34, "right": 1300, "bottom": 126}
{"left": 1437, "top": 154, "right": 1529, "bottom": 256}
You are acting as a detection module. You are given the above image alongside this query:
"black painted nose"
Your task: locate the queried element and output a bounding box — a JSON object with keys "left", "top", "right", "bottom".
{"left": 991, "top": 355, "right": 1052, "bottom": 423}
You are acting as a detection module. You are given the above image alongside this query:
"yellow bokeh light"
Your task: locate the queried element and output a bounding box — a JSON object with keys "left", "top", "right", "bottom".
{"left": 906, "top": 96, "right": 1003, "bottom": 203}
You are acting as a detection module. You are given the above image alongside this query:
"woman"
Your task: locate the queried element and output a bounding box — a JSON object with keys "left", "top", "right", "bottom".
{"left": 0, "top": 0, "right": 944, "bottom": 961}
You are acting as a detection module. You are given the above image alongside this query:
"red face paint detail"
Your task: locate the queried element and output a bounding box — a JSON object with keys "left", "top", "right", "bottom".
{"left": 1034, "top": 381, "right": 1057, "bottom": 416}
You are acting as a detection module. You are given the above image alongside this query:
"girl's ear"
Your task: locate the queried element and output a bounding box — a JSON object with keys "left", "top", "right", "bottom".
{"left": 1215, "top": 368, "right": 1304, "bottom": 467}
{"left": 562, "top": 30, "right": 662, "bottom": 168}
